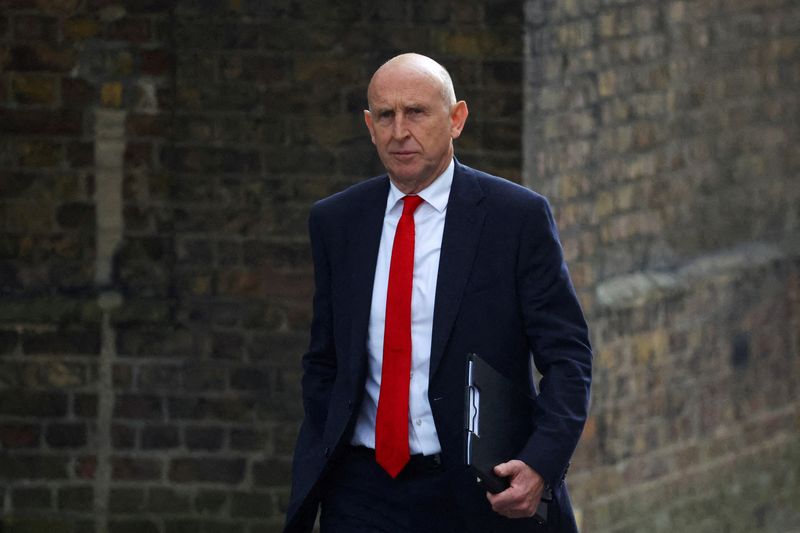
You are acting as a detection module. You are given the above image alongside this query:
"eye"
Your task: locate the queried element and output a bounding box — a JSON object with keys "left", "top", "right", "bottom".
{"left": 378, "top": 110, "right": 394, "bottom": 120}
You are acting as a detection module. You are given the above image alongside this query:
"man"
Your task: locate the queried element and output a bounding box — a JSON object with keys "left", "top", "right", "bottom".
{"left": 285, "top": 53, "right": 592, "bottom": 532}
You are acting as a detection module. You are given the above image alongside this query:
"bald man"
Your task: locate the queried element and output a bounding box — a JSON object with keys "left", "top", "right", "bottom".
{"left": 285, "top": 54, "right": 592, "bottom": 533}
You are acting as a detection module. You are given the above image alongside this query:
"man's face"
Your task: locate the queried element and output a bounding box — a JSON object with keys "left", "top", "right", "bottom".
{"left": 364, "top": 66, "right": 467, "bottom": 193}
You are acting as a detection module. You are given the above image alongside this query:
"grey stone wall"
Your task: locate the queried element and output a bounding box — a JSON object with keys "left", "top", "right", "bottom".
{"left": 524, "top": 0, "right": 800, "bottom": 530}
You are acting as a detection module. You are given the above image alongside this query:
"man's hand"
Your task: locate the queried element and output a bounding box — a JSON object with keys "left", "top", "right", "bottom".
{"left": 486, "top": 460, "right": 545, "bottom": 519}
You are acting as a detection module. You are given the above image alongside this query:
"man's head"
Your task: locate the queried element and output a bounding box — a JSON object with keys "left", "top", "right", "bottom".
{"left": 365, "top": 53, "right": 469, "bottom": 194}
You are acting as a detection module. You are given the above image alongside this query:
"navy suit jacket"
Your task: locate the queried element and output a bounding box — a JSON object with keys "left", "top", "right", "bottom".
{"left": 285, "top": 161, "right": 592, "bottom": 532}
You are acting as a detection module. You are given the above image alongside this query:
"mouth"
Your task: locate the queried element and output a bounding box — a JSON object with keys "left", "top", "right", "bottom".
{"left": 390, "top": 151, "right": 418, "bottom": 161}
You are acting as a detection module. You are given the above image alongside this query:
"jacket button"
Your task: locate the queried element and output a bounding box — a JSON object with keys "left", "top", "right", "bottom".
{"left": 347, "top": 400, "right": 353, "bottom": 410}
{"left": 324, "top": 447, "right": 330, "bottom": 457}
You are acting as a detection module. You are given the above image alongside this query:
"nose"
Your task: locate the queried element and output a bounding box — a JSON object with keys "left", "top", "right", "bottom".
{"left": 391, "top": 114, "right": 409, "bottom": 140}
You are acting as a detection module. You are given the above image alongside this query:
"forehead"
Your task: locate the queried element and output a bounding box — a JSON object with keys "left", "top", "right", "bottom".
{"left": 368, "top": 66, "right": 445, "bottom": 108}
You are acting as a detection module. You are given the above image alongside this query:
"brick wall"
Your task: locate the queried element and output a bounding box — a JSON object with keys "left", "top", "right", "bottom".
{"left": 0, "top": 1, "right": 523, "bottom": 532}
{"left": 524, "top": 0, "right": 800, "bottom": 530}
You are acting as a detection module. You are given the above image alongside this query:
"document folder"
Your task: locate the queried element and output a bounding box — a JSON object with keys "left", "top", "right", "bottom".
{"left": 464, "top": 353, "right": 549, "bottom": 524}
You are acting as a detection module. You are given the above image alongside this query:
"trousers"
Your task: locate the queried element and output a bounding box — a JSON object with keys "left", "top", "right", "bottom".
{"left": 319, "top": 446, "right": 546, "bottom": 533}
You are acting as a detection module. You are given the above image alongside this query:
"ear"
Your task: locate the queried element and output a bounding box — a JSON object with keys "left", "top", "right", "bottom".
{"left": 449, "top": 100, "right": 469, "bottom": 139}
{"left": 364, "top": 109, "right": 376, "bottom": 145}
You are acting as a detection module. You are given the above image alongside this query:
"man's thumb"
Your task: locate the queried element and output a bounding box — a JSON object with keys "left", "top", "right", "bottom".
{"left": 493, "top": 461, "right": 512, "bottom": 477}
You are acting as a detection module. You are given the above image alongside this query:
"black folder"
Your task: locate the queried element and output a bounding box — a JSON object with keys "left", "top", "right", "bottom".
{"left": 464, "top": 353, "right": 549, "bottom": 524}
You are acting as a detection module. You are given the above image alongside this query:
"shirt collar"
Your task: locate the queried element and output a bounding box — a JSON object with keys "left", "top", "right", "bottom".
{"left": 385, "top": 158, "right": 454, "bottom": 215}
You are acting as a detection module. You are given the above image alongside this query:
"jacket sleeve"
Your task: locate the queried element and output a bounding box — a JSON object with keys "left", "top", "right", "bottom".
{"left": 285, "top": 207, "right": 338, "bottom": 533}
{"left": 514, "top": 195, "right": 592, "bottom": 488}
{"left": 299, "top": 206, "right": 338, "bottom": 445}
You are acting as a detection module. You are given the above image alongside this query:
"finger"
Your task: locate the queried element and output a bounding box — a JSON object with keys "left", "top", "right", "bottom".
{"left": 493, "top": 461, "right": 511, "bottom": 477}
{"left": 487, "top": 487, "right": 523, "bottom": 512}
{"left": 494, "top": 459, "right": 525, "bottom": 478}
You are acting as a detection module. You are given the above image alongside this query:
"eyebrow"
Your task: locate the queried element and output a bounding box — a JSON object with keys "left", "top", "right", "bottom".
{"left": 372, "top": 103, "right": 428, "bottom": 113}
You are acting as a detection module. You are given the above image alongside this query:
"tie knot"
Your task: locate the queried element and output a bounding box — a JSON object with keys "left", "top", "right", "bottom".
{"left": 402, "top": 195, "right": 424, "bottom": 216}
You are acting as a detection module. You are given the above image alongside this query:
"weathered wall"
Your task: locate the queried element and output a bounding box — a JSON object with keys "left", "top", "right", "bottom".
{"left": 524, "top": 0, "right": 800, "bottom": 530}
{"left": 0, "top": 1, "right": 522, "bottom": 532}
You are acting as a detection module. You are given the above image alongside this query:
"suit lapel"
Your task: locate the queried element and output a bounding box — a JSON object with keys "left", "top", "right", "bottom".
{"left": 347, "top": 177, "right": 390, "bottom": 385}
{"left": 429, "top": 162, "right": 486, "bottom": 380}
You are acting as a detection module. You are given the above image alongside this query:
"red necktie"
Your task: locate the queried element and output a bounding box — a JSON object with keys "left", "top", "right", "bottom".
{"left": 375, "top": 195, "right": 424, "bottom": 478}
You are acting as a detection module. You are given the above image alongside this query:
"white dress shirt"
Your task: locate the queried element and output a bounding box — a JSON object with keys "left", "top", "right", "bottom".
{"left": 350, "top": 159, "right": 454, "bottom": 456}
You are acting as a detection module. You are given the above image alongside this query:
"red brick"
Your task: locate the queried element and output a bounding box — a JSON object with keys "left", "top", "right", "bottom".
{"left": 169, "top": 457, "right": 245, "bottom": 484}
{"left": 0, "top": 423, "right": 41, "bottom": 448}
{"left": 126, "top": 113, "right": 170, "bottom": 137}
{"left": 141, "top": 48, "right": 172, "bottom": 76}
{"left": 112, "top": 456, "right": 162, "bottom": 481}
{"left": 113, "top": 394, "right": 163, "bottom": 419}
{"left": 61, "top": 77, "right": 94, "bottom": 107}
{"left": 45, "top": 422, "right": 88, "bottom": 448}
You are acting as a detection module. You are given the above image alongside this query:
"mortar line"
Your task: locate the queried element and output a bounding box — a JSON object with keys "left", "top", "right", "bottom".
{"left": 93, "top": 107, "right": 127, "bottom": 533}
